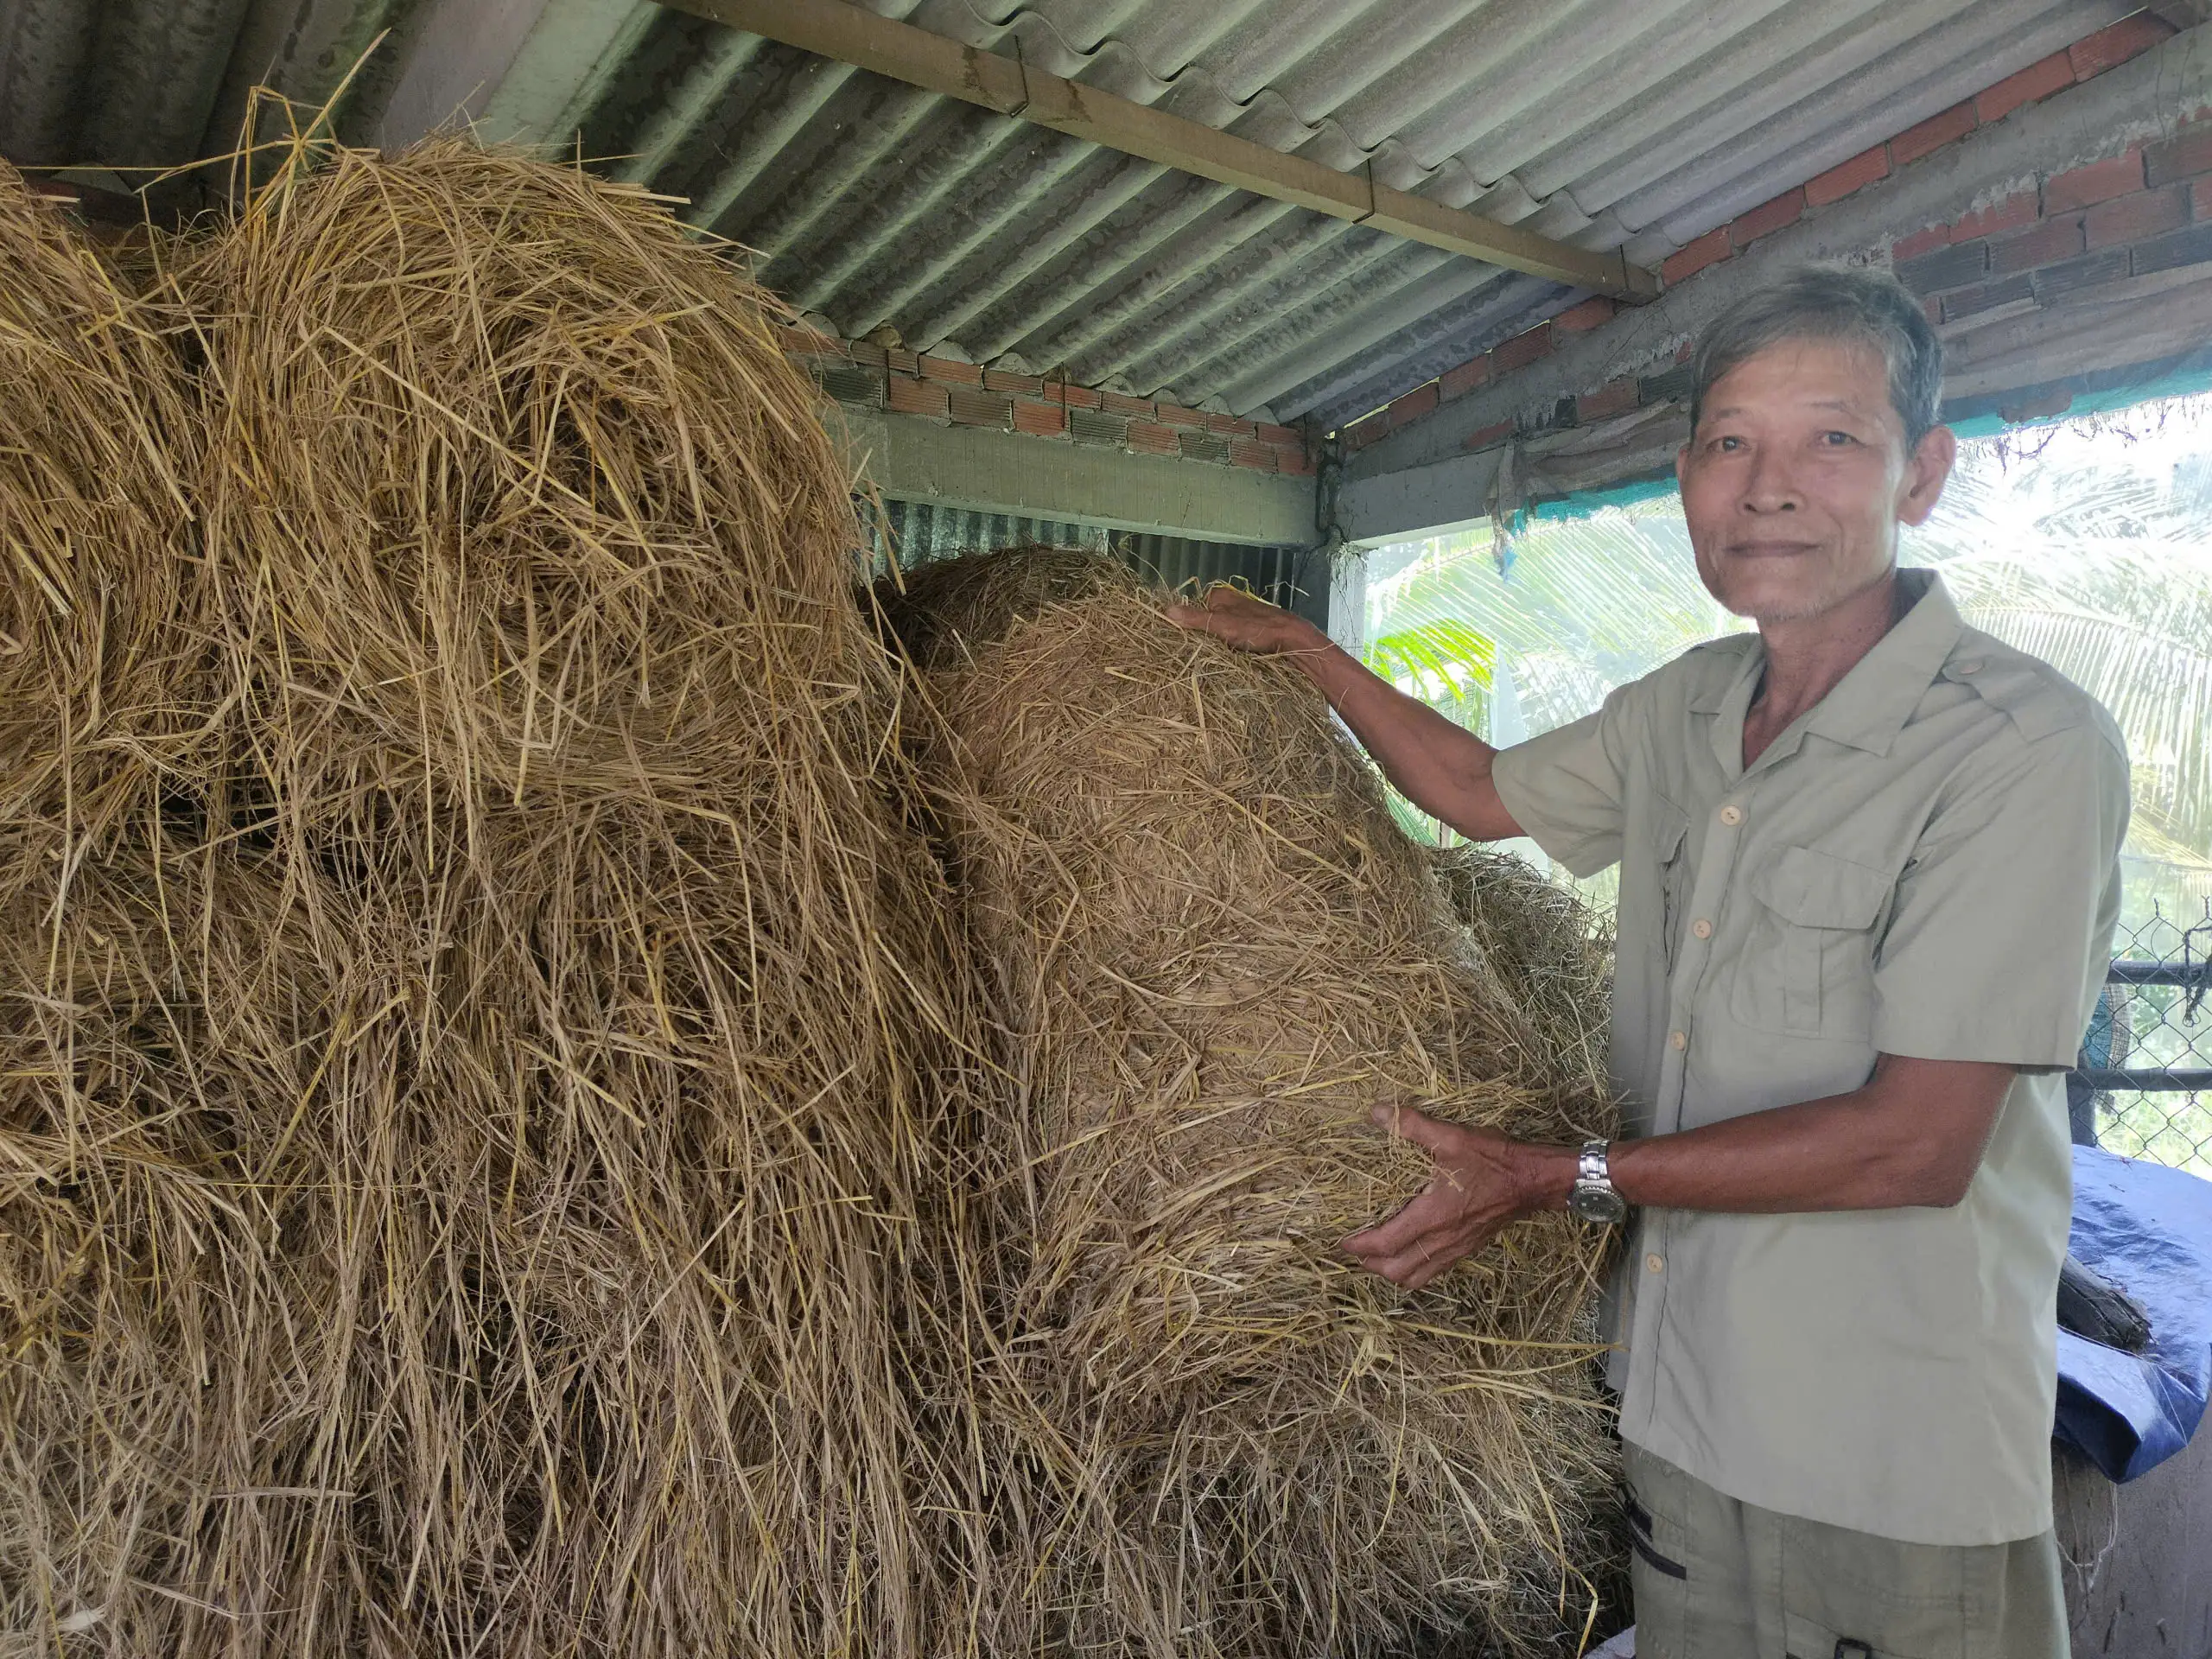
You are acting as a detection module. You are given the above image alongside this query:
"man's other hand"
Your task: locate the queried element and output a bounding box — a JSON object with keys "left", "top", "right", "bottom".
{"left": 1165, "top": 583, "right": 1322, "bottom": 656}
{"left": 1342, "top": 1105, "right": 1570, "bottom": 1290}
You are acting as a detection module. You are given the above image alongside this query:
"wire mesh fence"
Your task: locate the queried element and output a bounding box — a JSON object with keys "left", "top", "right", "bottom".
{"left": 2073, "top": 904, "right": 2212, "bottom": 1176}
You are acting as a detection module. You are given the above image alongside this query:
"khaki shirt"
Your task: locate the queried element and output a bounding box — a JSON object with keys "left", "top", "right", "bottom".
{"left": 1491, "top": 569, "right": 2129, "bottom": 1546}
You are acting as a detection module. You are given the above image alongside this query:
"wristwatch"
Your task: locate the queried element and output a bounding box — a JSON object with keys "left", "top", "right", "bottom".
{"left": 1568, "top": 1140, "right": 1627, "bottom": 1225}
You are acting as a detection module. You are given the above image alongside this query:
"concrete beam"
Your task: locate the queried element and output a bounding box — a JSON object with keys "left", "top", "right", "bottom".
{"left": 1349, "top": 23, "right": 2212, "bottom": 483}
{"left": 1341, "top": 451, "right": 1503, "bottom": 548}
{"left": 834, "top": 410, "right": 1315, "bottom": 547}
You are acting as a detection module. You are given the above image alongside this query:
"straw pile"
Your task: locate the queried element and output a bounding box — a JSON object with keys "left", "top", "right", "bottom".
{"left": 1429, "top": 844, "right": 1614, "bottom": 1108}
{"left": 2, "top": 141, "right": 979, "bottom": 1656}
{"left": 887, "top": 549, "right": 1621, "bottom": 1657}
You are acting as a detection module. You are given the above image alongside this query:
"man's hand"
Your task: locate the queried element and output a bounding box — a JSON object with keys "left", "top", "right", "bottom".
{"left": 1342, "top": 1105, "right": 1572, "bottom": 1290}
{"left": 1165, "top": 583, "right": 1323, "bottom": 656}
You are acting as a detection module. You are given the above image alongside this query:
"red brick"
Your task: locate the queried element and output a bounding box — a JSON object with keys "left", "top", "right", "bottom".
{"left": 1101, "top": 391, "right": 1154, "bottom": 418}
{"left": 1228, "top": 438, "right": 1278, "bottom": 473}
{"left": 2086, "top": 186, "right": 2189, "bottom": 249}
{"left": 918, "top": 353, "right": 982, "bottom": 385}
{"left": 848, "top": 340, "right": 888, "bottom": 369}
{"left": 1951, "top": 189, "right": 2037, "bottom": 240}
{"left": 1577, "top": 379, "right": 1640, "bottom": 423}
{"left": 2146, "top": 124, "right": 2212, "bottom": 188}
{"left": 1976, "top": 53, "right": 2075, "bottom": 124}
{"left": 1154, "top": 401, "right": 1207, "bottom": 429}
{"left": 1461, "top": 420, "right": 1515, "bottom": 452}
{"left": 1990, "top": 215, "right": 2084, "bottom": 274}
{"left": 2068, "top": 15, "right": 2173, "bottom": 82}
{"left": 1440, "top": 355, "right": 1491, "bottom": 400}
{"left": 1806, "top": 145, "right": 1890, "bottom": 207}
{"left": 1203, "top": 410, "right": 1256, "bottom": 438}
{"left": 946, "top": 385, "right": 1013, "bottom": 428}
{"left": 1891, "top": 223, "right": 1952, "bottom": 262}
{"left": 1344, "top": 415, "right": 1389, "bottom": 451}
{"left": 1662, "top": 227, "right": 1732, "bottom": 285}
{"left": 1013, "top": 400, "right": 1067, "bottom": 438}
{"left": 983, "top": 366, "right": 1043, "bottom": 394}
{"left": 1676, "top": 340, "right": 1697, "bottom": 364}
{"left": 1941, "top": 272, "right": 2035, "bottom": 322}
{"left": 1388, "top": 382, "right": 1440, "bottom": 427}
{"left": 2045, "top": 148, "right": 2145, "bottom": 213}
{"left": 2195, "top": 179, "right": 2212, "bottom": 221}
{"left": 1554, "top": 296, "right": 1617, "bottom": 333}
{"left": 885, "top": 347, "right": 919, "bottom": 375}
{"left": 1277, "top": 447, "right": 1316, "bottom": 476}
{"left": 1055, "top": 383, "right": 1103, "bottom": 410}
{"left": 1123, "top": 419, "right": 1178, "bottom": 455}
{"left": 1254, "top": 421, "right": 1300, "bottom": 446}
{"left": 1492, "top": 323, "right": 1554, "bottom": 374}
{"left": 1890, "top": 101, "right": 1978, "bottom": 167}
{"left": 886, "top": 376, "right": 949, "bottom": 420}
{"left": 1731, "top": 188, "right": 1806, "bottom": 249}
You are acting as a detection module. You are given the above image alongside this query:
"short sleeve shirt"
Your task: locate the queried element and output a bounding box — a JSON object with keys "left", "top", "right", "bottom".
{"left": 1491, "top": 569, "right": 2129, "bottom": 1546}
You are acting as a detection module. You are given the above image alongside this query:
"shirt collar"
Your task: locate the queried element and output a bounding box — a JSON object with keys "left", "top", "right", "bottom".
{"left": 1684, "top": 569, "right": 1965, "bottom": 775}
{"left": 1799, "top": 568, "right": 1964, "bottom": 756}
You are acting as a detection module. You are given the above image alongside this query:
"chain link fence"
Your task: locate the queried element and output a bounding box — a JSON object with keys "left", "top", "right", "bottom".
{"left": 2072, "top": 904, "right": 2212, "bottom": 1175}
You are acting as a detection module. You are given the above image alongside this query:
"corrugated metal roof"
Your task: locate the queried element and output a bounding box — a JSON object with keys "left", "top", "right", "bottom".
{"left": 0, "top": 0, "right": 2141, "bottom": 429}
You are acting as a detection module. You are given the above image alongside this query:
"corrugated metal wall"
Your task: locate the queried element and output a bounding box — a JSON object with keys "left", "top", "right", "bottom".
{"left": 875, "top": 497, "right": 1328, "bottom": 629}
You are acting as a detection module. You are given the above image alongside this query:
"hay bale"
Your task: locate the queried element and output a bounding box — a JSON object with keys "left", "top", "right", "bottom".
{"left": 890, "top": 550, "right": 1621, "bottom": 1656}
{"left": 2, "top": 137, "right": 980, "bottom": 1657}
{"left": 0, "top": 162, "right": 192, "bottom": 821}
{"left": 1429, "top": 844, "right": 1614, "bottom": 1108}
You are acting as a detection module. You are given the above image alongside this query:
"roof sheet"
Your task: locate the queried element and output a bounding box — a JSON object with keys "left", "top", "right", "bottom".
{"left": 0, "top": 0, "right": 2141, "bottom": 427}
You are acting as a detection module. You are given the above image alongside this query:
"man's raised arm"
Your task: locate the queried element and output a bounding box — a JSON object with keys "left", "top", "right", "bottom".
{"left": 1167, "top": 586, "right": 1524, "bottom": 843}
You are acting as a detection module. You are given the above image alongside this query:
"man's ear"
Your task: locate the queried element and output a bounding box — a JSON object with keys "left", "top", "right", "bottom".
{"left": 1675, "top": 442, "right": 1690, "bottom": 492}
{"left": 1898, "top": 424, "right": 1956, "bottom": 527}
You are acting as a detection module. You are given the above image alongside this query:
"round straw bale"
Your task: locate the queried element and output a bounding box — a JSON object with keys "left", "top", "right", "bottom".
{"left": 0, "top": 137, "right": 982, "bottom": 1657}
{"left": 892, "top": 550, "right": 1621, "bottom": 1656}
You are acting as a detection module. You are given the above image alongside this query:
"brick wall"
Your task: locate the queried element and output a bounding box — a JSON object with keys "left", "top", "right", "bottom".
{"left": 1897, "top": 131, "right": 2212, "bottom": 322}
{"left": 780, "top": 327, "right": 1314, "bottom": 478}
{"left": 1344, "top": 11, "right": 2180, "bottom": 460}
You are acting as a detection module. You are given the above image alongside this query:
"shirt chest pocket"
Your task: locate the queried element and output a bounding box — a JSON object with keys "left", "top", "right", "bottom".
{"left": 1728, "top": 846, "right": 1893, "bottom": 1039}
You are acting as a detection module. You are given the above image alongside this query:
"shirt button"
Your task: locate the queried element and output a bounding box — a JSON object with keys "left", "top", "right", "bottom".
{"left": 1646, "top": 1253, "right": 1665, "bottom": 1274}
{"left": 1669, "top": 1029, "right": 1688, "bottom": 1052}
{"left": 1692, "top": 918, "right": 1713, "bottom": 940}
{"left": 1719, "top": 804, "right": 1745, "bottom": 826}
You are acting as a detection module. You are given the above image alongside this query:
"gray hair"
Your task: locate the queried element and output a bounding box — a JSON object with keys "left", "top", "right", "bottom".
{"left": 1689, "top": 265, "right": 1944, "bottom": 447}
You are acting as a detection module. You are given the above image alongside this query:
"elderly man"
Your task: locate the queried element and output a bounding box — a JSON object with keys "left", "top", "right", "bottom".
{"left": 1175, "top": 266, "right": 2127, "bottom": 1659}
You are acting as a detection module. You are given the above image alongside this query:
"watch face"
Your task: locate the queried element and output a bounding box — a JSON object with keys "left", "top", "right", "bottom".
{"left": 1569, "top": 1183, "right": 1626, "bottom": 1224}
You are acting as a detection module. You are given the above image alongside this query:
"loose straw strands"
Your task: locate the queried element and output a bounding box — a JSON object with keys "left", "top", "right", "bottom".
{"left": 2, "top": 139, "right": 982, "bottom": 1657}
{"left": 887, "top": 549, "right": 1622, "bottom": 1657}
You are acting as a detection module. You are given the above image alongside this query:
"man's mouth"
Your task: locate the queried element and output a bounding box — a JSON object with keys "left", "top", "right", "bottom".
{"left": 1726, "top": 541, "right": 1822, "bottom": 559}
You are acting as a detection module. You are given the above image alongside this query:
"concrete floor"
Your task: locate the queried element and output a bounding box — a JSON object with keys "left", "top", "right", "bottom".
{"left": 2057, "top": 1428, "right": 2212, "bottom": 1658}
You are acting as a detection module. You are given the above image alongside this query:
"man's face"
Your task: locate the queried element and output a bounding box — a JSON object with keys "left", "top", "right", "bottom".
{"left": 1675, "top": 338, "right": 1955, "bottom": 626}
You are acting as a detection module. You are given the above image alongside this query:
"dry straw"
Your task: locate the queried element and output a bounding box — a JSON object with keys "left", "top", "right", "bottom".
{"left": 887, "top": 548, "right": 1623, "bottom": 1657}
{"left": 3, "top": 137, "right": 982, "bottom": 1656}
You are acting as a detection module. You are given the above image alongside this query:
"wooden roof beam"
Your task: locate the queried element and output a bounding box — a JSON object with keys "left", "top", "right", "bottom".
{"left": 665, "top": 0, "right": 1662, "bottom": 303}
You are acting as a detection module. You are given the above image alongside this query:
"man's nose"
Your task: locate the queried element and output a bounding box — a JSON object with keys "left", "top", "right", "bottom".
{"left": 1743, "top": 449, "right": 1801, "bottom": 512}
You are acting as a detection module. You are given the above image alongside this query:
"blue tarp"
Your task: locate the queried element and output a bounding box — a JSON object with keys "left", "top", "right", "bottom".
{"left": 2055, "top": 1146, "right": 2212, "bottom": 1481}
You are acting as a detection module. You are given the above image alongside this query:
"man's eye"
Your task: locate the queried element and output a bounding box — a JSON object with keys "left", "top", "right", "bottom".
{"left": 1821, "top": 430, "right": 1855, "bottom": 446}
{"left": 1717, "top": 435, "right": 1744, "bottom": 451}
